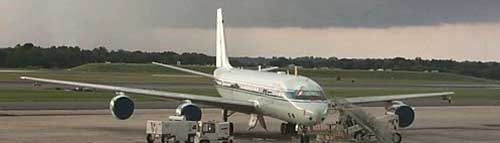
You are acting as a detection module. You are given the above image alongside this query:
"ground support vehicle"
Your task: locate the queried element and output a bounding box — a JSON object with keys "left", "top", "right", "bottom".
{"left": 146, "top": 119, "right": 198, "bottom": 143}
{"left": 194, "top": 121, "right": 234, "bottom": 143}
{"left": 146, "top": 117, "right": 234, "bottom": 143}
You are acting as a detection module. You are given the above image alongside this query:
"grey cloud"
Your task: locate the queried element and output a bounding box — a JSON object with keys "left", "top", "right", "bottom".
{"left": 3, "top": 0, "right": 500, "bottom": 29}
{"left": 1, "top": 0, "right": 500, "bottom": 62}
{"left": 142, "top": 0, "right": 500, "bottom": 28}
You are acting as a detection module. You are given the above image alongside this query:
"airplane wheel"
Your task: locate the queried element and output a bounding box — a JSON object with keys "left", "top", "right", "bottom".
{"left": 146, "top": 134, "right": 155, "bottom": 143}
{"left": 354, "top": 132, "right": 364, "bottom": 141}
{"left": 287, "top": 123, "right": 297, "bottom": 135}
{"left": 393, "top": 133, "right": 402, "bottom": 143}
{"left": 161, "top": 135, "right": 170, "bottom": 143}
{"left": 300, "top": 134, "right": 309, "bottom": 143}
{"left": 229, "top": 122, "right": 234, "bottom": 136}
{"left": 280, "top": 123, "right": 287, "bottom": 135}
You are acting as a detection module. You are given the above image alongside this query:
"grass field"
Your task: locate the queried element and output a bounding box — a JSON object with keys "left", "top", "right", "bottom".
{"left": 0, "top": 88, "right": 220, "bottom": 102}
{"left": 2, "top": 87, "right": 499, "bottom": 102}
{"left": 1, "top": 63, "right": 499, "bottom": 103}
{"left": 3, "top": 63, "right": 498, "bottom": 85}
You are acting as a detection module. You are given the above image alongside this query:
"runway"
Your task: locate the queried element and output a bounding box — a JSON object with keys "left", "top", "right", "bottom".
{"left": 1, "top": 106, "right": 499, "bottom": 143}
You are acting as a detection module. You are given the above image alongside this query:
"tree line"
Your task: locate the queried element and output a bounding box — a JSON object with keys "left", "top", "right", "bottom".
{"left": 1, "top": 43, "right": 499, "bottom": 81}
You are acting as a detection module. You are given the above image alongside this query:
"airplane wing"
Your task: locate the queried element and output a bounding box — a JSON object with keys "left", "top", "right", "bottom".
{"left": 20, "top": 76, "right": 257, "bottom": 113}
{"left": 344, "top": 92, "right": 454, "bottom": 104}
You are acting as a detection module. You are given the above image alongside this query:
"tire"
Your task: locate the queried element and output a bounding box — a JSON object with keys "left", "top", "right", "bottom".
{"left": 186, "top": 135, "right": 194, "bottom": 143}
{"left": 280, "top": 123, "right": 287, "bottom": 135}
{"left": 229, "top": 122, "right": 234, "bottom": 136}
{"left": 354, "top": 132, "right": 364, "bottom": 141}
{"left": 393, "top": 133, "right": 402, "bottom": 143}
{"left": 300, "top": 135, "right": 310, "bottom": 143}
{"left": 287, "top": 123, "right": 297, "bottom": 135}
{"left": 146, "top": 134, "right": 155, "bottom": 143}
{"left": 161, "top": 135, "right": 169, "bottom": 143}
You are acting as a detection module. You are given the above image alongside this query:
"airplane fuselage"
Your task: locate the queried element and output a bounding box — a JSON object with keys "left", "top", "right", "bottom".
{"left": 213, "top": 68, "right": 329, "bottom": 126}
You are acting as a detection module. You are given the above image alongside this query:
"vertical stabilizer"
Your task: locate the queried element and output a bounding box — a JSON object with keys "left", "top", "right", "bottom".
{"left": 216, "top": 8, "right": 233, "bottom": 69}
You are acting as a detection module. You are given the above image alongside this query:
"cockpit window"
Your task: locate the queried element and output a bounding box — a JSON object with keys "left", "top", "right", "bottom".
{"left": 285, "top": 90, "right": 326, "bottom": 100}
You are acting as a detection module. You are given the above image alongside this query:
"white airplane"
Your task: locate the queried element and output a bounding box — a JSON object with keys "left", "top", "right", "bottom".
{"left": 20, "top": 8, "right": 453, "bottom": 142}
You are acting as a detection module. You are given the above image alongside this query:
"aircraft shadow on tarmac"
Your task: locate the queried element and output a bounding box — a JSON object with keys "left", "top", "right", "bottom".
{"left": 70, "top": 126, "right": 142, "bottom": 134}
{"left": 482, "top": 124, "right": 500, "bottom": 127}
{"left": 233, "top": 132, "right": 290, "bottom": 140}
{"left": 406, "top": 126, "right": 500, "bottom": 131}
{"left": 68, "top": 126, "right": 291, "bottom": 141}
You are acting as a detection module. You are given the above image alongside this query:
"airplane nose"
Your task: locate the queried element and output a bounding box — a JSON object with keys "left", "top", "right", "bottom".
{"left": 305, "top": 107, "right": 327, "bottom": 123}
{"left": 296, "top": 102, "right": 329, "bottom": 125}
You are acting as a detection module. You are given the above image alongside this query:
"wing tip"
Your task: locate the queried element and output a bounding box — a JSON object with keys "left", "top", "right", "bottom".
{"left": 444, "top": 91, "right": 455, "bottom": 95}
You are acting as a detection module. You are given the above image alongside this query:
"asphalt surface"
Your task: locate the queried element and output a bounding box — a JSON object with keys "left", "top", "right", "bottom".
{"left": 1, "top": 107, "right": 499, "bottom": 143}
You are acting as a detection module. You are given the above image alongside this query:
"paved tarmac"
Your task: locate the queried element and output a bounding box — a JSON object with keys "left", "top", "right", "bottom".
{"left": 1, "top": 106, "right": 499, "bottom": 143}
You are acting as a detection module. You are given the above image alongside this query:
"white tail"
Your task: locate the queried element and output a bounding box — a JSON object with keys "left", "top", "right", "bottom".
{"left": 216, "top": 8, "right": 232, "bottom": 69}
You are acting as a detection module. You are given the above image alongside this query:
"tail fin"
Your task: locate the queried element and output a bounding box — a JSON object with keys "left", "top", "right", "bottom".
{"left": 216, "top": 8, "right": 232, "bottom": 69}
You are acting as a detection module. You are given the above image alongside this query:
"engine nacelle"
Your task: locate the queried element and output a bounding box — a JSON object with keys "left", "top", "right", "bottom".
{"left": 388, "top": 101, "right": 415, "bottom": 128}
{"left": 176, "top": 101, "right": 202, "bottom": 121}
{"left": 109, "top": 93, "right": 134, "bottom": 120}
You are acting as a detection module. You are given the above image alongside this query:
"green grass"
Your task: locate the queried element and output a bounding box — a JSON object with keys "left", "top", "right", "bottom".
{"left": 325, "top": 88, "right": 500, "bottom": 101}
{"left": 0, "top": 71, "right": 211, "bottom": 83}
{"left": 2, "top": 63, "right": 497, "bottom": 85}
{"left": 72, "top": 63, "right": 500, "bottom": 84}
{"left": 0, "top": 88, "right": 219, "bottom": 102}
{"left": 1, "top": 63, "right": 499, "bottom": 102}
{"left": 301, "top": 69, "right": 499, "bottom": 85}
{"left": 1, "top": 87, "right": 499, "bottom": 102}
{"left": 71, "top": 63, "right": 215, "bottom": 74}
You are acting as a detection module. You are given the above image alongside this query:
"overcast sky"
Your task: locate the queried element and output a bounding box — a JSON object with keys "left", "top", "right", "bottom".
{"left": 1, "top": 0, "right": 499, "bottom": 61}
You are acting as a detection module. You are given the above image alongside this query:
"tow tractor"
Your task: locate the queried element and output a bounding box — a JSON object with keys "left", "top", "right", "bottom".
{"left": 146, "top": 116, "right": 234, "bottom": 143}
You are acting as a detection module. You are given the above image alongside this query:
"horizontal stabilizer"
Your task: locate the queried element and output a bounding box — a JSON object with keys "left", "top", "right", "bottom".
{"left": 152, "top": 62, "right": 214, "bottom": 79}
{"left": 260, "top": 66, "right": 279, "bottom": 72}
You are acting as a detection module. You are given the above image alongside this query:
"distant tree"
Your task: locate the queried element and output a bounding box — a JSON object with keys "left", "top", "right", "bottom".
{"left": 1, "top": 43, "right": 500, "bottom": 81}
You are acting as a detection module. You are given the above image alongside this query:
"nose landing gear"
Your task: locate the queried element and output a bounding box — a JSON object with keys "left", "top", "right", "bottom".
{"left": 295, "top": 125, "right": 310, "bottom": 143}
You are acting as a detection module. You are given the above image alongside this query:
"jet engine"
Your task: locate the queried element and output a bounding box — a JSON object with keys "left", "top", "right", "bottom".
{"left": 388, "top": 101, "right": 415, "bottom": 128}
{"left": 176, "top": 101, "right": 202, "bottom": 121}
{"left": 109, "top": 93, "right": 134, "bottom": 120}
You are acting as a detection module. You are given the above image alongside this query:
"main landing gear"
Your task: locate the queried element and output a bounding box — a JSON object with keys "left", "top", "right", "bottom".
{"left": 280, "top": 123, "right": 297, "bottom": 135}
{"left": 280, "top": 123, "right": 310, "bottom": 143}
{"left": 221, "top": 109, "right": 235, "bottom": 122}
